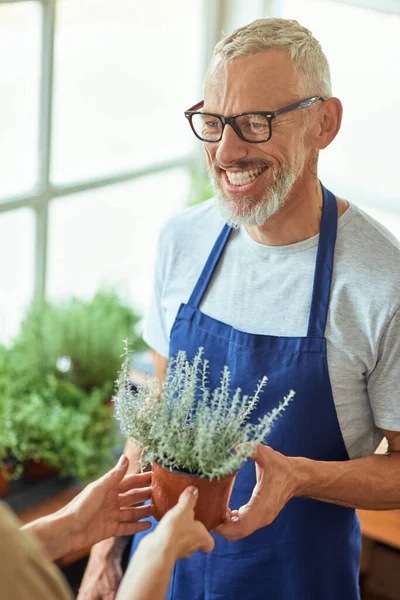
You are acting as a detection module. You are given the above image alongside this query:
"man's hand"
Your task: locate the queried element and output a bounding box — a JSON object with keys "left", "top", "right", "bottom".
{"left": 78, "top": 537, "right": 128, "bottom": 600}
{"left": 66, "top": 455, "right": 152, "bottom": 552}
{"left": 215, "top": 444, "right": 297, "bottom": 541}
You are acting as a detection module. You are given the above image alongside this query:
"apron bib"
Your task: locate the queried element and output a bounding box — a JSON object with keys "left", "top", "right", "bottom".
{"left": 130, "top": 185, "right": 361, "bottom": 600}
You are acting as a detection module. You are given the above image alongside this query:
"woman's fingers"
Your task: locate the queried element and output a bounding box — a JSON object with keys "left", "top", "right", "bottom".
{"left": 118, "top": 471, "right": 152, "bottom": 494}
{"left": 119, "top": 503, "right": 153, "bottom": 522}
{"left": 117, "top": 519, "right": 153, "bottom": 537}
{"left": 118, "top": 486, "right": 152, "bottom": 507}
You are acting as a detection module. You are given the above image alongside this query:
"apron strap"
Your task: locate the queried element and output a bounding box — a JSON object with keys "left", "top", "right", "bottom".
{"left": 307, "top": 185, "right": 338, "bottom": 338}
{"left": 187, "top": 223, "right": 233, "bottom": 309}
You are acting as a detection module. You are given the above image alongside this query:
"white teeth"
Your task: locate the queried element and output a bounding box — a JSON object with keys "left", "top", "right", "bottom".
{"left": 226, "top": 167, "right": 265, "bottom": 186}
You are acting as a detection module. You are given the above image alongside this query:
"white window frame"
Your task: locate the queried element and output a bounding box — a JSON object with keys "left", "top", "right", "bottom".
{"left": 0, "top": 0, "right": 216, "bottom": 303}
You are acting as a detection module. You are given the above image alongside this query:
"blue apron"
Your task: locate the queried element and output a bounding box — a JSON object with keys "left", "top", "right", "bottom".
{"left": 130, "top": 184, "right": 361, "bottom": 599}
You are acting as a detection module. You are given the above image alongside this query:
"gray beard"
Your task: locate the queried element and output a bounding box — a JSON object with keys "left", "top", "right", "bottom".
{"left": 208, "top": 164, "right": 299, "bottom": 229}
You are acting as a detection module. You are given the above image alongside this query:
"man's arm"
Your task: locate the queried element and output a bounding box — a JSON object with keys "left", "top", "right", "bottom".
{"left": 293, "top": 428, "right": 400, "bottom": 510}
{"left": 216, "top": 430, "right": 400, "bottom": 541}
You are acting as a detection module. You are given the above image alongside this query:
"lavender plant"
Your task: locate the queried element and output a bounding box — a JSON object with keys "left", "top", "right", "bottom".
{"left": 114, "top": 344, "right": 295, "bottom": 479}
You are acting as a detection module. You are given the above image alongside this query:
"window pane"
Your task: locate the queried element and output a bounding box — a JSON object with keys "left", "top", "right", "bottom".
{"left": 47, "top": 169, "right": 191, "bottom": 316}
{"left": 52, "top": 0, "right": 202, "bottom": 184}
{"left": 0, "top": 209, "right": 35, "bottom": 344}
{"left": 281, "top": 0, "right": 400, "bottom": 216}
{"left": 0, "top": 2, "right": 40, "bottom": 200}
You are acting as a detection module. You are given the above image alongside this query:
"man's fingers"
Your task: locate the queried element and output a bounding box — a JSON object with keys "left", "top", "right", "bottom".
{"left": 177, "top": 486, "right": 199, "bottom": 510}
{"left": 214, "top": 518, "right": 250, "bottom": 541}
{"left": 119, "top": 486, "right": 152, "bottom": 507}
{"left": 118, "top": 471, "right": 152, "bottom": 494}
{"left": 120, "top": 503, "right": 153, "bottom": 522}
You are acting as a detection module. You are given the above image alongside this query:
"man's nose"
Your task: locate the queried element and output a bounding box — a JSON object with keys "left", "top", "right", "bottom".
{"left": 215, "top": 123, "right": 249, "bottom": 166}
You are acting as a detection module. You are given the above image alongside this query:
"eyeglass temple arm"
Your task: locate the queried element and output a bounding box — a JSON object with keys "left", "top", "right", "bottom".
{"left": 272, "top": 96, "right": 326, "bottom": 119}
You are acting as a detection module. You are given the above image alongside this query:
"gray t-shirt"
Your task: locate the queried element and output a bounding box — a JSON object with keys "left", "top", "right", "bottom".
{"left": 144, "top": 197, "right": 400, "bottom": 459}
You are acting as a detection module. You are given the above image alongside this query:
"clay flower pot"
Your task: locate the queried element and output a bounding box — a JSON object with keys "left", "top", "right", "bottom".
{"left": 0, "top": 465, "right": 13, "bottom": 498}
{"left": 23, "top": 460, "right": 57, "bottom": 483}
{"left": 151, "top": 462, "right": 237, "bottom": 531}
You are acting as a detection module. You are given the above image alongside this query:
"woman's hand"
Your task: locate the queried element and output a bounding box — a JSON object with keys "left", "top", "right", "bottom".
{"left": 66, "top": 455, "right": 153, "bottom": 553}
{"left": 24, "top": 455, "right": 153, "bottom": 562}
{"left": 117, "top": 487, "right": 214, "bottom": 600}
{"left": 155, "top": 486, "right": 215, "bottom": 559}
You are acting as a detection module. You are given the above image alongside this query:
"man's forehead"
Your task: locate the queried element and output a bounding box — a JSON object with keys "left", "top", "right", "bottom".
{"left": 205, "top": 50, "right": 299, "bottom": 108}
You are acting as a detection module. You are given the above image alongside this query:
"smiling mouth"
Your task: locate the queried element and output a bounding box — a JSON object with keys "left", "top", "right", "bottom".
{"left": 225, "top": 166, "right": 268, "bottom": 186}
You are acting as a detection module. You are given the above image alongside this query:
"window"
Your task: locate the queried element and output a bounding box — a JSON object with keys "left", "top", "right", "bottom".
{"left": 0, "top": 209, "right": 35, "bottom": 343}
{"left": 0, "top": 2, "right": 40, "bottom": 199}
{"left": 0, "top": 0, "right": 205, "bottom": 344}
{"left": 52, "top": 0, "right": 202, "bottom": 183}
{"left": 47, "top": 169, "right": 191, "bottom": 314}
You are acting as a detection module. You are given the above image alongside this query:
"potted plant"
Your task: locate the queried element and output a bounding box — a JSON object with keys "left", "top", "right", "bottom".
{"left": 0, "top": 350, "right": 19, "bottom": 496}
{"left": 12, "top": 288, "right": 146, "bottom": 396}
{"left": 5, "top": 377, "right": 121, "bottom": 483}
{"left": 114, "top": 345, "right": 294, "bottom": 530}
{"left": 0, "top": 439, "right": 15, "bottom": 499}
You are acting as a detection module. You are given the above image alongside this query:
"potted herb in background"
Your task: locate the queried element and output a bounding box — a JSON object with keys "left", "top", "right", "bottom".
{"left": 0, "top": 288, "right": 144, "bottom": 483}
{"left": 114, "top": 345, "right": 295, "bottom": 530}
{"left": 0, "top": 408, "right": 16, "bottom": 498}
{"left": 12, "top": 288, "right": 146, "bottom": 395}
{"left": 5, "top": 378, "right": 120, "bottom": 483}
{"left": 0, "top": 347, "right": 19, "bottom": 496}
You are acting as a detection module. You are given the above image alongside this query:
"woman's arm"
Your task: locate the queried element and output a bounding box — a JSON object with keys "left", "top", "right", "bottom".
{"left": 23, "top": 456, "right": 152, "bottom": 561}
{"left": 117, "top": 487, "right": 214, "bottom": 600}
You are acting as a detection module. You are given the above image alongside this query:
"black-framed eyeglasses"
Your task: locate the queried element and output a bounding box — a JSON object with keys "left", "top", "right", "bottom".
{"left": 184, "top": 96, "right": 325, "bottom": 143}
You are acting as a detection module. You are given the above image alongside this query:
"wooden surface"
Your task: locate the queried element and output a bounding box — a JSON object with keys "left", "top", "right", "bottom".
{"left": 358, "top": 509, "right": 400, "bottom": 551}
{"left": 356, "top": 437, "right": 400, "bottom": 552}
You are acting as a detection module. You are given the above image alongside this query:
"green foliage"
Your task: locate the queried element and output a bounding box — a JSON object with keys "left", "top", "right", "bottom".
{"left": 188, "top": 167, "right": 213, "bottom": 206}
{"left": 0, "top": 372, "right": 119, "bottom": 482}
{"left": 12, "top": 288, "right": 145, "bottom": 393}
{"left": 114, "top": 345, "right": 295, "bottom": 479}
{"left": 0, "top": 288, "right": 134, "bottom": 481}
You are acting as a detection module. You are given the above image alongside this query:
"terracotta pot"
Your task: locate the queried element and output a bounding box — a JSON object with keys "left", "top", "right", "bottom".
{"left": 151, "top": 462, "right": 237, "bottom": 531}
{"left": 23, "top": 460, "right": 57, "bottom": 483}
{"left": 0, "top": 465, "right": 14, "bottom": 498}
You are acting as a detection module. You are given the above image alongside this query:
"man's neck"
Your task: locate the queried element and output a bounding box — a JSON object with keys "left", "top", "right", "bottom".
{"left": 245, "top": 177, "right": 347, "bottom": 247}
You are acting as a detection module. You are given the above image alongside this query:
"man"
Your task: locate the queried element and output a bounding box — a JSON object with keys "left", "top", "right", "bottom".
{"left": 80, "top": 17, "right": 400, "bottom": 599}
{"left": 1, "top": 455, "right": 213, "bottom": 600}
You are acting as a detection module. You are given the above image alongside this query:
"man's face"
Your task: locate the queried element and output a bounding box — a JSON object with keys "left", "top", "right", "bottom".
{"left": 203, "top": 50, "right": 313, "bottom": 228}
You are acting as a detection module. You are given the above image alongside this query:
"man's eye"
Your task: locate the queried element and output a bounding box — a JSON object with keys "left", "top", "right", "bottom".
{"left": 204, "top": 119, "right": 220, "bottom": 129}
{"left": 250, "top": 120, "right": 265, "bottom": 130}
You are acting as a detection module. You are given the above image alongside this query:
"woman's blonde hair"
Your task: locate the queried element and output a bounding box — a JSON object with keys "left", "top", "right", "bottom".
{"left": 211, "top": 18, "right": 332, "bottom": 97}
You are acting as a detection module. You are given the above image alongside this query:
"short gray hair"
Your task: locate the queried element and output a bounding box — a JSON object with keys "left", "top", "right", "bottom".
{"left": 211, "top": 18, "right": 332, "bottom": 98}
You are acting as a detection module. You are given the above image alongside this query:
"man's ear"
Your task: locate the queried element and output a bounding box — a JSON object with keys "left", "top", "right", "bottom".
{"left": 309, "top": 97, "right": 343, "bottom": 150}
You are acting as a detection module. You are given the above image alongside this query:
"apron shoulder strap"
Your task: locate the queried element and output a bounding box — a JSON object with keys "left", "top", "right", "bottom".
{"left": 307, "top": 184, "right": 338, "bottom": 338}
{"left": 188, "top": 223, "right": 232, "bottom": 309}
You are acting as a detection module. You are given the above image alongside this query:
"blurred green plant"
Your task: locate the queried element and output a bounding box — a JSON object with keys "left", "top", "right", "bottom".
{"left": 2, "top": 380, "right": 119, "bottom": 482}
{"left": 0, "top": 347, "right": 120, "bottom": 481}
{"left": 12, "top": 288, "right": 145, "bottom": 394}
{"left": 0, "top": 288, "right": 143, "bottom": 482}
{"left": 188, "top": 167, "right": 213, "bottom": 206}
